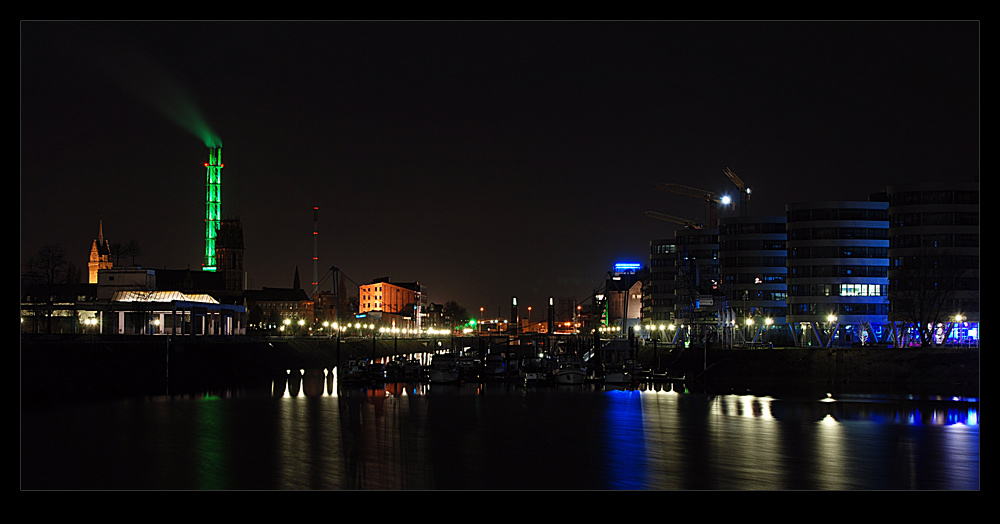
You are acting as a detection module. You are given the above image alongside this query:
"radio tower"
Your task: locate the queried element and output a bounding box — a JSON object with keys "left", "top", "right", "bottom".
{"left": 312, "top": 206, "right": 319, "bottom": 296}
{"left": 203, "top": 146, "right": 223, "bottom": 271}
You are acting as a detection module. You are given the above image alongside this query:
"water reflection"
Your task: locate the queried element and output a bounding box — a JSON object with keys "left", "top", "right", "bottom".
{"left": 273, "top": 369, "right": 979, "bottom": 429}
{"left": 20, "top": 371, "right": 979, "bottom": 490}
{"left": 603, "top": 390, "right": 647, "bottom": 489}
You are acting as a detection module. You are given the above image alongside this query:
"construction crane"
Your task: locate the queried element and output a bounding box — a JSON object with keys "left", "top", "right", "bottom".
{"left": 655, "top": 183, "right": 731, "bottom": 228}
{"left": 644, "top": 211, "right": 704, "bottom": 229}
{"left": 723, "top": 167, "right": 751, "bottom": 217}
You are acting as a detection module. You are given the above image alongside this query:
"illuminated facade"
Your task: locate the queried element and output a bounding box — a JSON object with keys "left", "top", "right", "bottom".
{"left": 108, "top": 290, "right": 245, "bottom": 335}
{"left": 21, "top": 269, "right": 246, "bottom": 336}
{"left": 638, "top": 184, "right": 978, "bottom": 348}
{"left": 88, "top": 219, "right": 112, "bottom": 284}
{"left": 359, "top": 279, "right": 425, "bottom": 329}
{"left": 605, "top": 263, "right": 645, "bottom": 333}
{"left": 203, "top": 147, "right": 223, "bottom": 271}
{"left": 785, "top": 199, "right": 890, "bottom": 347}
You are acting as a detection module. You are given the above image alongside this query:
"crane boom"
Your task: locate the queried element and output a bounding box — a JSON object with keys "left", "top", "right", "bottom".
{"left": 723, "top": 167, "right": 745, "bottom": 191}
{"left": 644, "top": 211, "right": 704, "bottom": 229}
{"left": 723, "top": 167, "right": 751, "bottom": 216}
{"left": 655, "top": 183, "right": 725, "bottom": 203}
{"left": 655, "top": 182, "right": 732, "bottom": 228}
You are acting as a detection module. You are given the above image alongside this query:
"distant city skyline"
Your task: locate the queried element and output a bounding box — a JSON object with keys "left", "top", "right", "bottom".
{"left": 20, "top": 21, "right": 979, "bottom": 312}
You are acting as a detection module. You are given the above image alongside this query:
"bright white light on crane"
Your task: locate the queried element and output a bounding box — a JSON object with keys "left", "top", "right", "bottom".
{"left": 721, "top": 195, "right": 732, "bottom": 205}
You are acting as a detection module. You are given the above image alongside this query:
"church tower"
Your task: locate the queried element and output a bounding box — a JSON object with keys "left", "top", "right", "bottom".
{"left": 88, "top": 218, "right": 112, "bottom": 283}
{"left": 215, "top": 218, "right": 245, "bottom": 292}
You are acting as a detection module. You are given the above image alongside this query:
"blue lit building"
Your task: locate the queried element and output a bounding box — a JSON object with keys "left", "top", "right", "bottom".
{"left": 785, "top": 199, "right": 890, "bottom": 347}
{"left": 719, "top": 215, "right": 790, "bottom": 346}
{"left": 887, "top": 181, "right": 979, "bottom": 346}
{"left": 640, "top": 181, "right": 979, "bottom": 349}
{"left": 604, "top": 262, "right": 646, "bottom": 334}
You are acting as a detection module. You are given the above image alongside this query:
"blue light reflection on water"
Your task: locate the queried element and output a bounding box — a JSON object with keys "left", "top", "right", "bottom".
{"left": 819, "top": 394, "right": 979, "bottom": 427}
{"left": 602, "top": 389, "right": 647, "bottom": 489}
{"left": 20, "top": 378, "right": 980, "bottom": 490}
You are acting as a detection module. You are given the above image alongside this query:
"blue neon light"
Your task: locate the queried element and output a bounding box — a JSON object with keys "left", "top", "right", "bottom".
{"left": 614, "top": 262, "right": 642, "bottom": 273}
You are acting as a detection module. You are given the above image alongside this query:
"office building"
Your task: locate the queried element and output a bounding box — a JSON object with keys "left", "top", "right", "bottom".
{"left": 887, "top": 181, "right": 979, "bottom": 346}
{"left": 785, "top": 199, "right": 890, "bottom": 346}
{"left": 718, "top": 215, "right": 789, "bottom": 345}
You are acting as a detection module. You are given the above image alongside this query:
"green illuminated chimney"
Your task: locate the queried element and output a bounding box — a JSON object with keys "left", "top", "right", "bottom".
{"left": 203, "top": 147, "right": 223, "bottom": 271}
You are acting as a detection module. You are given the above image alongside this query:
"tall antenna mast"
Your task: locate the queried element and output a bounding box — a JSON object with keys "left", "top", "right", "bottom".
{"left": 203, "top": 146, "right": 223, "bottom": 271}
{"left": 312, "top": 206, "right": 319, "bottom": 296}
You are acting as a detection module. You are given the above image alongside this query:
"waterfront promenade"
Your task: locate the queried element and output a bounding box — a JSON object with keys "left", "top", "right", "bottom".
{"left": 20, "top": 334, "right": 980, "bottom": 402}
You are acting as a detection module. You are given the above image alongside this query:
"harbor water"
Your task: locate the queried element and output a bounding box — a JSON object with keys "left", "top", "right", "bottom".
{"left": 21, "top": 372, "right": 979, "bottom": 490}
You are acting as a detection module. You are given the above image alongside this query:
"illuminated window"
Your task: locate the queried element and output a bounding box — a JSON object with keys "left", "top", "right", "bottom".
{"left": 840, "top": 284, "right": 883, "bottom": 296}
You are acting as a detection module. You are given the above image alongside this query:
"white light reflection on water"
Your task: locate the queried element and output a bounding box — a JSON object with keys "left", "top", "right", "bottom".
{"left": 816, "top": 392, "right": 979, "bottom": 427}
{"left": 814, "top": 414, "right": 850, "bottom": 490}
{"left": 256, "top": 378, "right": 982, "bottom": 490}
{"left": 20, "top": 376, "right": 979, "bottom": 490}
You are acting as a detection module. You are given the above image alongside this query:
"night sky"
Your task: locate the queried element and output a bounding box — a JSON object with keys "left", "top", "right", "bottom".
{"left": 20, "top": 21, "right": 979, "bottom": 317}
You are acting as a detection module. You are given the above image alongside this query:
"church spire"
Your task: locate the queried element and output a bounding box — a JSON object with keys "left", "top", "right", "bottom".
{"left": 89, "top": 216, "right": 112, "bottom": 284}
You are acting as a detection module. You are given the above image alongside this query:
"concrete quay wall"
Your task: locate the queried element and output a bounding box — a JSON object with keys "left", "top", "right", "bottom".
{"left": 645, "top": 345, "right": 980, "bottom": 393}
{"left": 21, "top": 335, "right": 979, "bottom": 400}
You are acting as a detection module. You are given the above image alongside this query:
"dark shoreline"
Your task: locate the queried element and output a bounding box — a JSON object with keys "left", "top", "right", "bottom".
{"left": 20, "top": 334, "right": 980, "bottom": 404}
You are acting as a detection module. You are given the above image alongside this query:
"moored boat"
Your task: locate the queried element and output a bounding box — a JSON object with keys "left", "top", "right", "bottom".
{"left": 339, "top": 359, "right": 368, "bottom": 385}
{"left": 623, "top": 357, "right": 649, "bottom": 381}
{"left": 483, "top": 353, "right": 507, "bottom": 379}
{"left": 385, "top": 357, "right": 407, "bottom": 381}
{"left": 505, "top": 351, "right": 521, "bottom": 376}
{"left": 403, "top": 358, "right": 425, "bottom": 381}
{"left": 553, "top": 355, "right": 587, "bottom": 385}
{"left": 521, "top": 355, "right": 556, "bottom": 385}
{"left": 457, "top": 354, "right": 482, "bottom": 381}
{"left": 428, "top": 353, "right": 460, "bottom": 384}
{"left": 602, "top": 364, "right": 634, "bottom": 385}
{"left": 366, "top": 361, "right": 387, "bottom": 383}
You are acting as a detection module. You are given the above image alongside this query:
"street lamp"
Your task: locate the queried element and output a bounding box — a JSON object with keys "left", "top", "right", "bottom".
{"left": 83, "top": 317, "right": 99, "bottom": 333}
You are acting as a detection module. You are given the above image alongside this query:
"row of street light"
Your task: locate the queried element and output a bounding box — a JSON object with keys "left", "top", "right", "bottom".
{"left": 276, "top": 319, "right": 457, "bottom": 337}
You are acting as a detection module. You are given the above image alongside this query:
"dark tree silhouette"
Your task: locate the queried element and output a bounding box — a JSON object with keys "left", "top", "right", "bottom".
{"left": 442, "top": 300, "right": 470, "bottom": 326}
{"left": 890, "top": 249, "right": 966, "bottom": 347}
{"left": 23, "top": 244, "right": 80, "bottom": 284}
{"left": 124, "top": 240, "right": 141, "bottom": 266}
{"left": 109, "top": 242, "right": 126, "bottom": 266}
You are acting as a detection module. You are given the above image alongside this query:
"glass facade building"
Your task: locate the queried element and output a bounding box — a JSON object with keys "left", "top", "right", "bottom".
{"left": 785, "top": 200, "right": 890, "bottom": 346}
{"left": 719, "top": 215, "right": 789, "bottom": 345}
{"left": 887, "top": 182, "right": 979, "bottom": 346}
